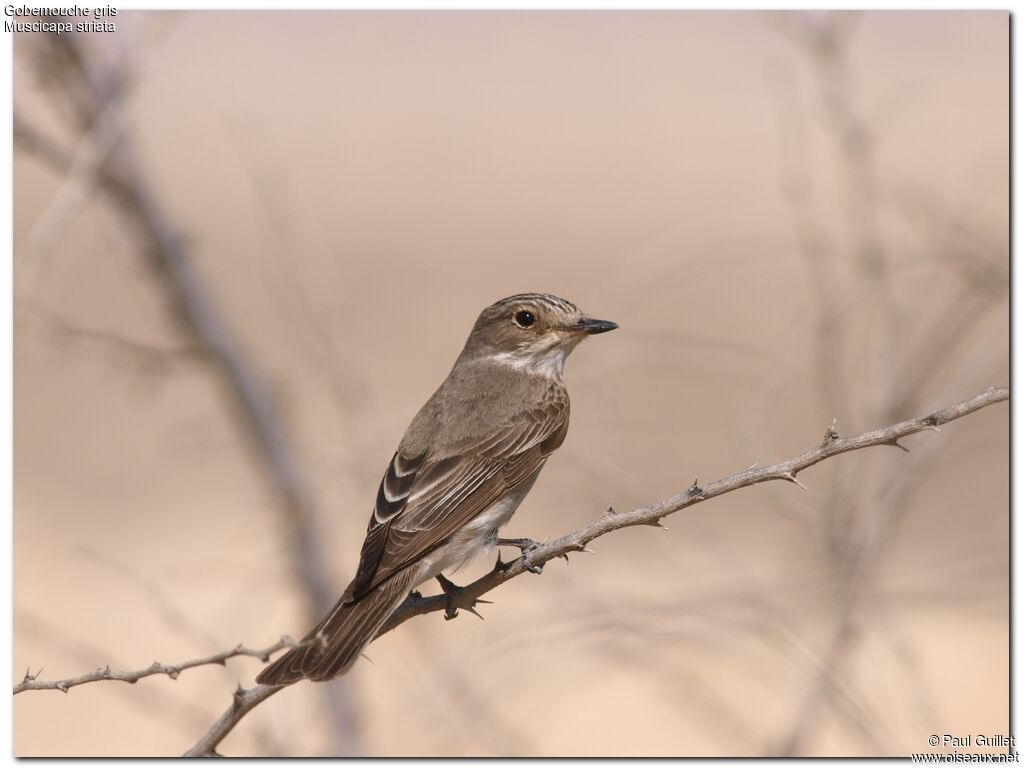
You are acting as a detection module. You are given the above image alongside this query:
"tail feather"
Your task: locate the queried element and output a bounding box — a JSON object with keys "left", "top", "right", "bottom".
{"left": 257, "top": 568, "right": 418, "bottom": 685}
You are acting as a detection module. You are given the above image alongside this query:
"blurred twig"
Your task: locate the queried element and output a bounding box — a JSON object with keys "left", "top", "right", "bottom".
{"left": 15, "top": 28, "right": 360, "bottom": 755}
{"left": 13, "top": 85, "right": 132, "bottom": 322}
{"left": 77, "top": 546, "right": 222, "bottom": 651}
{"left": 35, "top": 305, "right": 205, "bottom": 376}
{"left": 765, "top": 11, "right": 1007, "bottom": 755}
{"left": 233, "top": 116, "right": 373, "bottom": 419}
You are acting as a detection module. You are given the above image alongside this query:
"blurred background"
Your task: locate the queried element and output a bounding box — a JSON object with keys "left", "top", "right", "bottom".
{"left": 12, "top": 10, "right": 1008, "bottom": 757}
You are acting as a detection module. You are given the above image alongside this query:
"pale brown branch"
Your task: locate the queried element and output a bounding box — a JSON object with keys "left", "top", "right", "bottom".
{"left": 14, "top": 638, "right": 295, "bottom": 695}
{"left": 183, "top": 385, "right": 1006, "bottom": 756}
{"left": 183, "top": 684, "right": 283, "bottom": 757}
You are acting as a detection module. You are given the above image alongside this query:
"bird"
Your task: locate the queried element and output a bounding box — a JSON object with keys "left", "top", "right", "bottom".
{"left": 257, "top": 293, "right": 617, "bottom": 685}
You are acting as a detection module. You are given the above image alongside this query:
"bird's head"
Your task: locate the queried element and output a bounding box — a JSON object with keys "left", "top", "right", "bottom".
{"left": 460, "top": 293, "right": 618, "bottom": 379}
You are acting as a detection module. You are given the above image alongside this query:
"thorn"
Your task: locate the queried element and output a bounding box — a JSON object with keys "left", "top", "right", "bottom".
{"left": 747, "top": 463, "right": 758, "bottom": 470}
{"left": 646, "top": 519, "right": 669, "bottom": 531}
{"left": 56, "top": 682, "right": 69, "bottom": 693}
{"left": 688, "top": 478, "right": 704, "bottom": 498}
{"left": 783, "top": 472, "right": 807, "bottom": 490}
{"left": 167, "top": 669, "right": 180, "bottom": 680}
{"left": 493, "top": 551, "right": 508, "bottom": 572}
{"left": 22, "top": 667, "right": 32, "bottom": 683}
{"left": 102, "top": 665, "right": 111, "bottom": 677}
{"left": 464, "top": 604, "right": 485, "bottom": 620}
{"left": 927, "top": 425, "right": 941, "bottom": 432}
{"left": 605, "top": 503, "right": 616, "bottom": 516}
{"left": 559, "top": 552, "right": 570, "bottom": 564}
{"left": 360, "top": 653, "right": 374, "bottom": 665}
{"left": 235, "top": 681, "right": 245, "bottom": 696}
{"left": 886, "top": 438, "right": 910, "bottom": 453}
{"left": 822, "top": 418, "right": 840, "bottom": 445}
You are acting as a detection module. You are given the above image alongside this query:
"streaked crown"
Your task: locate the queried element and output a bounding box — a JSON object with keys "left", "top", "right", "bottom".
{"left": 457, "top": 293, "right": 617, "bottom": 377}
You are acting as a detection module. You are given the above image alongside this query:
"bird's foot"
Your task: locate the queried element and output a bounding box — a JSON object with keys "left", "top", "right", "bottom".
{"left": 435, "top": 574, "right": 491, "bottom": 621}
{"left": 496, "top": 537, "right": 544, "bottom": 574}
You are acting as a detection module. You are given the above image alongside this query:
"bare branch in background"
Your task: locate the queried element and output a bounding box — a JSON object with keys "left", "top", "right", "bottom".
{"left": 13, "top": 82, "right": 131, "bottom": 321}
{"left": 33, "top": 305, "right": 205, "bottom": 378}
{"left": 76, "top": 546, "right": 223, "bottom": 652}
{"left": 765, "top": 10, "right": 1007, "bottom": 754}
{"left": 15, "top": 28, "right": 360, "bottom": 755}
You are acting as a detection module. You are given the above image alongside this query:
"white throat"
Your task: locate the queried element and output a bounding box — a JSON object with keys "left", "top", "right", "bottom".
{"left": 489, "top": 346, "right": 568, "bottom": 380}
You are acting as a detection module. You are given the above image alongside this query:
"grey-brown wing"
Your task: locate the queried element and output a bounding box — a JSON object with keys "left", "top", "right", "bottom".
{"left": 344, "top": 394, "right": 568, "bottom": 602}
{"left": 342, "top": 448, "right": 429, "bottom": 602}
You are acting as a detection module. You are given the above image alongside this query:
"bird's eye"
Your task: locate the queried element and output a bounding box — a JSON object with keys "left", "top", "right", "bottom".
{"left": 513, "top": 310, "right": 535, "bottom": 328}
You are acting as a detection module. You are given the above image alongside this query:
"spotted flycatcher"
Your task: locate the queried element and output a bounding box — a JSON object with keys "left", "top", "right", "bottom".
{"left": 257, "top": 293, "right": 617, "bottom": 684}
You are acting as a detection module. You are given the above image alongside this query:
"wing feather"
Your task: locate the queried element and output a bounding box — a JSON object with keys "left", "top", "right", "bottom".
{"left": 344, "top": 382, "right": 569, "bottom": 602}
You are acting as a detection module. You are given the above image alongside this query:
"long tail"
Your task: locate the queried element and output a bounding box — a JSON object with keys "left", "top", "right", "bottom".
{"left": 257, "top": 568, "right": 418, "bottom": 685}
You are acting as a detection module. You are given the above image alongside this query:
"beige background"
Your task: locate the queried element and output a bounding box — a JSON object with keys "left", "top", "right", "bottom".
{"left": 13, "top": 11, "right": 1009, "bottom": 757}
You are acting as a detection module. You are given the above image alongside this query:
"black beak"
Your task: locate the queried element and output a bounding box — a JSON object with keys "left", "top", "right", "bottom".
{"left": 578, "top": 317, "right": 619, "bottom": 335}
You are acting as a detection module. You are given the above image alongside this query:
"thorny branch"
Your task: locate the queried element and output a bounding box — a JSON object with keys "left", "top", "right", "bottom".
{"left": 12, "top": 388, "right": 1007, "bottom": 754}
{"left": 14, "top": 638, "right": 297, "bottom": 695}
{"left": 177, "top": 385, "right": 1005, "bottom": 756}
{"left": 379, "top": 385, "right": 1007, "bottom": 628}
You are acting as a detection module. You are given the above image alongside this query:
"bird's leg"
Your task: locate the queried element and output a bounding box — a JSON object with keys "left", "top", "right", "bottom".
{"left": 496, "top": 537, "right": 544, "bottom": 574}
{"left": 435, "top": 573, "right": 490, "bottom": 621}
